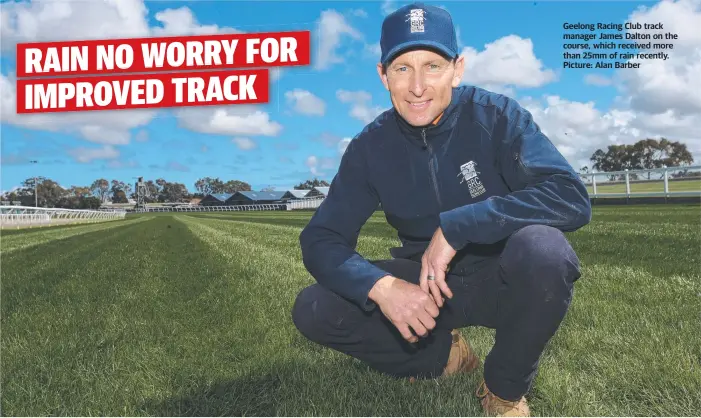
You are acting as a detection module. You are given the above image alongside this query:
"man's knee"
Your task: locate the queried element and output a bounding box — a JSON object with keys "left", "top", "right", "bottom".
{"left": 502, "top": 224, "right": 581, "bottom": 286}
{"left": 291, "top": 285, "right": 324, "bottom": 342}
{"left": 291, "top": 284, "right": 360, "bottom": 344}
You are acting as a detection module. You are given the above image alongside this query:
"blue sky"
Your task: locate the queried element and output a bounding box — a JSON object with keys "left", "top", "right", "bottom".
{"left": 2, "top": 0, "right": 699, "bottom": 194}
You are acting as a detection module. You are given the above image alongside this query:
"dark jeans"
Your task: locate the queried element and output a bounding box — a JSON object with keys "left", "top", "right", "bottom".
{"left": 291, "top": 225, "right": 581, "bottom": 401}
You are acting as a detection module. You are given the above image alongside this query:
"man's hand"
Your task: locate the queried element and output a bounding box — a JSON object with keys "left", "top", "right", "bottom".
{"left": 368, "top": 276, "right": 440, "bottom": 343}
{"left": 419, "top": 227, "right": 457, "bottom": 307}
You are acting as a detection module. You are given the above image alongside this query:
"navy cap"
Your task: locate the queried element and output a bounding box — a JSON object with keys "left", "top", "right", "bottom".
{"left": 380, "top": 2, "right": 458, "bottom": 66}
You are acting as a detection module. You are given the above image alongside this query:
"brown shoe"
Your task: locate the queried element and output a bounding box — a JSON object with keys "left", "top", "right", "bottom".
{"left": 475, "top": 379, "right": 530, "bottom": 417}
{"left": 408, "top": 330, "right": 479, "bottom": 383}
{"left": 443, "top": 329, "right": 480, "bottom": 376}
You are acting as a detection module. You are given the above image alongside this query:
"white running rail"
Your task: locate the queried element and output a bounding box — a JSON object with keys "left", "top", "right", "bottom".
{"left": 130, "top": 197, "right": 326, "bottom": 212}
{"left": 0, "top": 205, "right": 127, "bottom": 228}
{"left": 286, "top": 197, "right": 325, "bottom": 210}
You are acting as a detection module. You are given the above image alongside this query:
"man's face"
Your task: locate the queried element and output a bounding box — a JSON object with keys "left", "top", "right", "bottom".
{"left": 377, "top": 49, "right": 464, "bottom": 127}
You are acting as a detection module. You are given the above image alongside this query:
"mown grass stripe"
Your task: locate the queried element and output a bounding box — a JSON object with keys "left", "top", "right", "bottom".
{"left": 1, "top": 216, "right": 149, "bottom": 254}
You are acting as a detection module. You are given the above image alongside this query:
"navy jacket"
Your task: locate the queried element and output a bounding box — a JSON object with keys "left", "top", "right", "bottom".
{"left": 299, "top": 85, "right": 592, "bottom": 311}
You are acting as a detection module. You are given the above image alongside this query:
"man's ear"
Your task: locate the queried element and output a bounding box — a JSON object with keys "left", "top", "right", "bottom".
{"left": 451, "top": 55, "right": 465, "bottom": 88}
{"left": 377, "top": 62, "right": 389, "bottom": 91}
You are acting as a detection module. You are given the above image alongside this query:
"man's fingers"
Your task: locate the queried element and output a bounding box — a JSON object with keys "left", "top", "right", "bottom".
{"left": 408, "top": 317, "right": 428, "bottom": 338}
{"left": 419, "top": 260, "right": 429, "bottom": 294}
{"left": 427, "top": 280, "right": 443, "bottom": 307}
{"left": 434, "top": 267, "right": 454, "bottom": 299}
{"left": 396, "top": 322, "right": 417, "bottom": 343}
{"left": 418, "top": 311, "right": 437, "bottom": 331}
{"left": 424, "top": 297, "right": 440, "bottom": 318}
{"left": 426, "top": 264, "right": 441, "bottom": 306}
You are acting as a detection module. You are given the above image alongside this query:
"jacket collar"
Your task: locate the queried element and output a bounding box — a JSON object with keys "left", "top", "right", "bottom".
{"left": 393, "top": 87, "right": 461, "bottom": 146}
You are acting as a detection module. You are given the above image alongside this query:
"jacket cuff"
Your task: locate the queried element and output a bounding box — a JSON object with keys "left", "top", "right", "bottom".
{"left": 335, "top": 254, "right": 391, "bottom": 311}
{"left": 439, "top": 204, "right": 475, "bottom": 251}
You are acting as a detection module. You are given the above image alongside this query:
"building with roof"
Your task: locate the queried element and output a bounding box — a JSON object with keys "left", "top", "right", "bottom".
{"left": 200, "top": 193, "right": 233, "bottom": 206}
{"left": 306, "top": 186, "right": 330, "bottom": 198}
{"left": 226, "top": 190, "right": 286, "bottom": 205}
{"left": 281, "top": 189, "right": 311, "bottom": 201}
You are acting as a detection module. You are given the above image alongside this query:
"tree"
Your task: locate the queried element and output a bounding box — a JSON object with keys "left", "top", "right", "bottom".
{"left": 112, "top": 190, "right": 128, "bottom": 203}
{"left": 90, "top": 179, "right": 110, "bottom": 203}
{"left": 261, "top": 185, "right": 275, "bottom": 192}
{"left": 589, "top": 138, "right": 694, "bottom": 181}
{"left": 152, "top": 178, "right": 190, "bottom": 202}
{"left": 195, "top": 177, "right": 214, "bottom": 195}
{"left": 223, "top": 180, "right": 251, "bottom": 193}
{"left": 294, "top": 178, "right": 330, "bottom": 190}
{"left": 195, "top": 177, "right": 251, "bottom": 194}
{"left": 17, "top": 177, "right": 65, "bottom": 207}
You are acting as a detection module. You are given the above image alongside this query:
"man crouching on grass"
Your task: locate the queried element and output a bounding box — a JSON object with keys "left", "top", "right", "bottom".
{"left": 291, "top": 2, "right": 591, "bottom": 416}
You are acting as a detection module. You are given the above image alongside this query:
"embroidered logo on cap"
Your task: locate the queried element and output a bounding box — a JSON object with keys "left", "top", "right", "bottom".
{"left": 406, "top": 9, "right": 425, "bottom": 33}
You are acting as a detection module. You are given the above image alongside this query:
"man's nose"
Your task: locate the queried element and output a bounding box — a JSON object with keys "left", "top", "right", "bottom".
{"left": 409, "top": 71, "right": 427, "bottom": 96}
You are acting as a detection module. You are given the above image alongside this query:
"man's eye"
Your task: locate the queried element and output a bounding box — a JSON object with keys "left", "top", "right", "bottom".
{"left": 396, "top": 66, "right": 407, "bottom": 72}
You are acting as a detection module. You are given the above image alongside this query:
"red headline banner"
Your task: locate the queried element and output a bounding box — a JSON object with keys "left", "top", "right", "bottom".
{"left": 16, "top": 69, "right": 269, "bottom": 114}
{"left": 17, "top": 31, "right": 310, "bottom": 77}
{"left": 14, "top": 30, "right": 311, "bottom": 113}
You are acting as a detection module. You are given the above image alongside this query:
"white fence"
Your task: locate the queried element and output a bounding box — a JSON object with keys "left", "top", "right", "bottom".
{"left": 132, "top": 203, "right": 286, "bottom": 213}
{"left": 286, "top": 197, "right": 324, "bottom": 210}
{"left": 0, "top": 206, "right": 127, "bottom": 228}
{"left": 130, "top": 197, "right": 326, "bottom": 213}
{"left": 578, "top": 165, "right": 701, "bottom": 198}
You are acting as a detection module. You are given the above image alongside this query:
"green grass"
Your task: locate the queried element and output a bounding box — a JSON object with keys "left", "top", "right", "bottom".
{"left": 2, "top": 205, "right": 700, "bottom": 416}
{"left": 585, "top": 178, "right": 701, "bottom": 194}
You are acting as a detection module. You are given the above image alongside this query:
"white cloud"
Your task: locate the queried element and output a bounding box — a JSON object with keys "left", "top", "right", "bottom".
{"left": 615, "top": 0, "right": 701, "bottom": 116}
{"left": 584, "top": 74, "right": 613, "bottom": 87}
{"left": 67, "top": 145, "right": 120, "bottom": 163}
{"left": 176, "top": 106, "right": 282, "bottom": 137}
{"left": 520, "top": 94, "right": 701, "bottom": 171}
{"left": 350, "top": 9, "right": 368, "bottom": 18}
{"left": 150, "top": 7, "right": 241, "bottom": 36}
{"left": 315, "top": 9, "right": 363, "bottom": 70}
{"left": 337, "top": 89, "right": 386, "bottom": 124}
{"left": 460, "top": 35, "right": 557, "bottom": 90}
{"left": 0, "top": 0, "right": 150, "bottom": 51}
{"left": 232, "top": 137, "right": 257, "bottom": 150}
{"left": 306, "top": 155, "right": 321, "bottom": 176}
{"left": 338, "top": 137, "right": 351, "bottom": 155}
{"left": 381, "top": 0, "right": 397, "bottom": 15}
{"left": 305, "top": 153, "right": 338, "bottom": 177}
{"left": 285, "top": 89, "right": 326, "bottom": 116}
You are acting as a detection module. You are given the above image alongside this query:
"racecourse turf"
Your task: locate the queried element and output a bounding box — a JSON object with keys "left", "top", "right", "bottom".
{"left": 1, "top": 204, "right": 700, "bottom": 416}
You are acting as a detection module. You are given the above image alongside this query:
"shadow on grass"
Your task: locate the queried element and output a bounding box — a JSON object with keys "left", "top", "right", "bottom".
{"left": 139, "top": 332, "right": 485, "bottom": 417}
{"left": 140, "top": 371, "right": 286, "bottom": 416}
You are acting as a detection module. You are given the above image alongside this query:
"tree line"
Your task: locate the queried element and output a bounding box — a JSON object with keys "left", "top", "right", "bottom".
{"left": 582, "top": 138, "right": 696, "bottom": 181}
{"left": 1, "top": 176, "right": 331, "bottom": 209}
